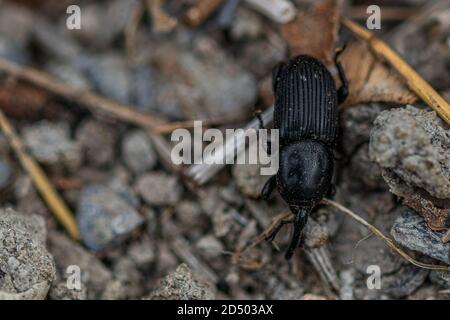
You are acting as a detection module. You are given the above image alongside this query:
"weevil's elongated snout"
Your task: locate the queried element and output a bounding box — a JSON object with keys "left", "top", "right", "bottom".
{"left": 285, "top": 206, "right": 310, "bottom": 260}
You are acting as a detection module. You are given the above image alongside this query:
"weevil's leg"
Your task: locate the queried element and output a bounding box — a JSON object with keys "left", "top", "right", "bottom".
{"left": 272, "top": 61, "right": 285, "bottom": 92}
{"left": 285, "top": 207, "right": 309, "bottom": 260}
{"left": 265, "top": 219, "right": 292, "bottom": 242}
{"left": 334, "top": 46, "right": 349, "bottom": 104}
{"left": 261, "top": 175, "right": 276, "bottom": 200}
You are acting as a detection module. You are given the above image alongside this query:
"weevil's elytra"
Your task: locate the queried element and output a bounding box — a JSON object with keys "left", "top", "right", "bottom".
{"left": 261, "top": 53, "right": 348, "bottom": 260}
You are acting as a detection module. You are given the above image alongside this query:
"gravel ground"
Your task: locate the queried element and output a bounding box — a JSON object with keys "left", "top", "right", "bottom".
{"left": 0, "top": 0, "right": 448, "bottom": 300}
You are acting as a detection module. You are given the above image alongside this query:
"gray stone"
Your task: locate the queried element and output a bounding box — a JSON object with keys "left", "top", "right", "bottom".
{"left": 348, "top": 144, "right": 386, "bottom": 191}
{"left": 232, "top": 163, "right": 268, "bottom": 198}
{"left": 381, "top": 263, "right": 429, "bottom": 299}
{"left": 230, "top": 7, "right": 263, "bottom": 41}
{"left": 49, "top": 281, "right": 87, "bottom": 300}
{"left": 23, "top": 121, "right": 81, "bottom": 171}
{"left": 81, "top": 54, "right": 132, "bottom": 104}
{"left": 71, "top": 0, "right": 138, "bottom": 48}
{"left": 195, "top": 235, "right": 224, "bottom": 259}
{"left": 77, "top": 185, "right": 144, "bottom": 251}
{"left": 32, "top": 19, "right": 81, "bottom": 61}
{"left": 175, "top": 200, "right": 203, "bottom": 228}
{"left": 76, "top": 119, "right": 117, "bottom": 168}
{"left": 112, "top": 256, "right": 145, "bottom": 298}
{"left": 370, "top": 106, "right": 450, "bottom": 199}
{"left": 149, "top": 264, "right": 215, "bottom": 300}
{"left": 429, "top": 270, "right": 450, "bottom": 289}
{"left": 122, "top": 130, "right": 157, "bottom": 175}
{"left": 153, "top": 39, "right": 257, "bottom": 119}
{"left": 107, "top": 172, "right": 140, "bottom": 209}
{"left": 0, "top": 4, "right": 33, "bottom": 47}
{"left": 133, "top": 66, "right": 156, "bottom": 113}
{"left": 0, "top": 36, "right": 29, "bottom": 65}
{"left": 46, "top": 61, "right": 91, "bottom": 91}
{"left": 341, "top": 104, "right": 385, "bottom": 155}
{"left": 47, "top": 230, "right": 116, "bottom": 299}
{"left": 0, "top": 209, "right": 55, "bottom": 300}
{"left": 135, "top": 172, "right": 182, "bottom": 206}
{"left": 128, "top": 236, "right": 156, "bottom": 267}
{"left": 391, "top": 209, "right": 450, "bottom": 264}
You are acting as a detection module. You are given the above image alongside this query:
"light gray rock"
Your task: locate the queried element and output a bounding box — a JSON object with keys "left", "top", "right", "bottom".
{"left": 232, "top": 163, "right": 268, "bottom": 198}
{"left": 148, "top": 264, "right": 215, "bottom": 300}
{"left": 49, "top": 281, "right": 87, "bottom": 300}
{"left": 23, "top": 121, "right": 81, "bottom": 171}
{"left": 47, "top": 230, "right": 119, "bottom": 299}
{"left": 122, "top": 130, "right": 157, "bottom": 175}
{"left": 46, "top": 61, "right": 91, "bottom": 91}
{"left": 76, "top": 119, "right": 117, "bottom": 168}
{"left": 0, "top": 209, "right": 56, "bottom": 300}
{"left": 153, "top": 39, "right": 257, "bottom": 119}
{"left": 70, "top": 0, "right": 138, "bottom": 48}
{"left": 0, "top": 36, "right": 29, "bottom": 65}
{"left": 81, "top": 54, "right": 132, "bottom": 104}
{"left": 135, "top": 172, "right": 182, "bottom": 206}
{"left": 391, "top": 209, "right": 450, "bottom": 264}
{"left": 370, "top": 106, "right": 450, "bottom": 199}
{"left": 77, "top": 185, "right": 144, "bottom": 251}
{"left": 195, "top": 235, "right": 224, "bottom": 259}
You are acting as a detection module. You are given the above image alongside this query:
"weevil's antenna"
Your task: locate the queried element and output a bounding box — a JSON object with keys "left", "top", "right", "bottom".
{"left": 285, "top": 206, "right": 310, "bottom": 260}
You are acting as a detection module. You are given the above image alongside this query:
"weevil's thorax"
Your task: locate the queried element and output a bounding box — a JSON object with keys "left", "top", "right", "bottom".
{"left": 273, "top": 55, "right": 339, "bottom": 148}
{"left": 276, "top": 140, "right": 334, "bottom": 207}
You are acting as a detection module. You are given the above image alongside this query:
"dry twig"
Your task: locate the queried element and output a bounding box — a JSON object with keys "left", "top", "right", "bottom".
{"left": 184, "top": 0, "right": 224, "bottom": 27}
{"left": 0, "top": 110, "right": 79, "bottom": 240}
{"left": 0, "top": 58, "right": 168, "bottom": 131}
{"left": 342, "top": 17, "right": 450, "bottom": 125}
{"left": 322, "top": 198, "right": 450, "bottom": 272}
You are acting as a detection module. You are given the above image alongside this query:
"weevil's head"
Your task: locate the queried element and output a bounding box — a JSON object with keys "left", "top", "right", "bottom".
{"left": 276, "top": 140, "right": 334, "bottom": 208}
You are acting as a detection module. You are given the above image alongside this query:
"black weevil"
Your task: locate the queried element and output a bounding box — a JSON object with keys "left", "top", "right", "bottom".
{"left": 260, "top": 51, "right": 348, "bottom": 260}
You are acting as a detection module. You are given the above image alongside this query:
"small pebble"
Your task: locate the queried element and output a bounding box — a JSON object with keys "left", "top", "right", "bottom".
{"left": 76, "top": 119, "right": 117, "bottom": 168}
{"left": 370, "top": 106, "right": 450, "bottom": 199}
{"left": 148, "top": 264, "right": 215, "bottom": 300}
{"left": 135, "top": 172, "right": 182, "bottom": 206}
{"left": 391, "top": 209, "right": 450, "bottom": 264}
{"left": 77, "top": 185, "right": 144, "bottom": 251}
{"left": 47, "top": 230, "right": 115, "bottom": 299}
{"left": 22, "top": 120, "right": 81, "bottom": 171}
{"left": 122, "top": 130, "right": 158, "bottom": 175}
{"left": 46, "top": 61, "right": 91, "bottom": 91}
{"left": 80, "top": 54, "right": 132, "bottom": 104}
{"left": 232, "top": 163, "right": 269, "bottom": 198}
{"left": 49, "top": 282, "right": 88, "bottom": 300}
{"left": 195, "top": 235, "right": 224, "bottom": 259}
{"left": 0, "top": 36, "right": 29, "bottom": 65}
{"left": 133, "top": 66, "right": 156, "bottom": 113}
{"left": 0, "top": 209, "right": 55, "bottom": 300}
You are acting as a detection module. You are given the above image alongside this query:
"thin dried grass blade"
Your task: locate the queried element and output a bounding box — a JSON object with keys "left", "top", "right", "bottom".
{"left": 0, "top": 110, "right": 79, "bottom": 240}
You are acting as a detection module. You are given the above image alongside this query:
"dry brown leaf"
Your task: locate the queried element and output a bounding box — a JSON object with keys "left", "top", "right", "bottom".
{"left": 342, "top": 17, "right": 450, "bottom": 124}
{"left": 340, "top": 42, "right": 418, "bottom": 107}
{"left": 0, "top": 82, "right": 48, "bottom": 119}
{"left": 281, "top": 0, "right": 342, "bottom": 64}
